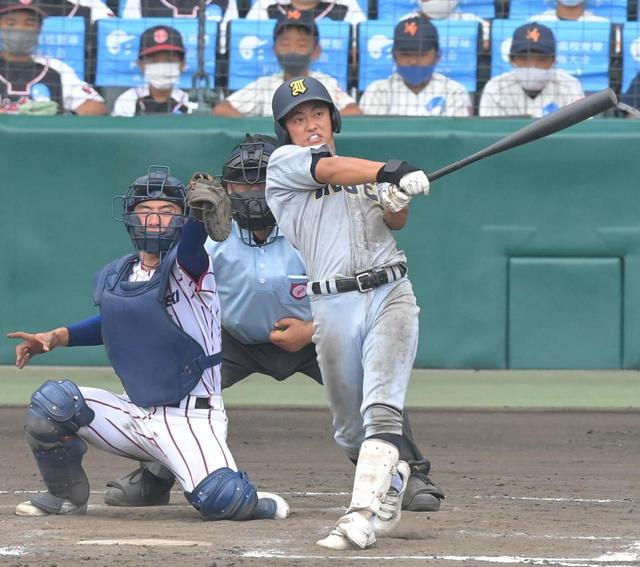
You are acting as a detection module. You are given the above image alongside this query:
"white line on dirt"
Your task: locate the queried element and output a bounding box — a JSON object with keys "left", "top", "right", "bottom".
{"left": 457, "top": 530, "right": 627, "bottom": 541}
{"left": 0, "top": 547, "right": 24, "bottom": 556}
{"left": 473, "top": 495, "right": 630, "bottom": 504}
{"left": 77, "top": 539, "right": 212, "bottom": 547}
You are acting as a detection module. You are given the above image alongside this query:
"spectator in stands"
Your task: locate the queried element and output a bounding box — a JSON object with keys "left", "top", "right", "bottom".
{"left": 479, "top": 22, "right": 583, "bottom": 118}
{"left": 360, "top": 17, "right": 471, "bottom": 116}
{"left": 214, "top": 15, "right": 361, "bottom": 116}
{"left": 620, "top": 72, "right": 640, "bottom": 114}
{"left": 112, "top": 25, "right": 193, "bottom": 116}
{"left": 119, "top": 0, "right": 238, "bottom": 51}
{"left": 246, "top": 0, "right": 365, "bottom": 25}
{"left": 0, "top": 0, "right": 107, "bottom": 115}
{"left": 529, "top": 0, "right": 608, "bottom": 22}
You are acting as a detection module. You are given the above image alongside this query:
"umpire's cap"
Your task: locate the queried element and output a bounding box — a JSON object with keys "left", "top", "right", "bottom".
{"left": 271, "top": 76, "right": 342, "bottom": 144}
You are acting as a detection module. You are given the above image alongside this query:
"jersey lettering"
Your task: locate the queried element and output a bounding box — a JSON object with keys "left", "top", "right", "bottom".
{"left": 164, "top": 288, "right": 180, "bottom": 307}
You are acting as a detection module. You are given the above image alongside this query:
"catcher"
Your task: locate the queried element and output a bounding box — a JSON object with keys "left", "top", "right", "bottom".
{"left": 7, "top": 166, "right": 289, "bottom": 521}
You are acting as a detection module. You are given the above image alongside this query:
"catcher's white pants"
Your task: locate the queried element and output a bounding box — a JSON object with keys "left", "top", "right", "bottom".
{"left": 310, "top": 279, "right": 420, "bottom": 461}
{"left": 77, "top": 387, "right": 236, "bottom": 492}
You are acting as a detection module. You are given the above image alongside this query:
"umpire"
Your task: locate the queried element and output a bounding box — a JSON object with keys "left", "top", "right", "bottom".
{"left": 105, "top": 135, "right": 445, "bottom": 513}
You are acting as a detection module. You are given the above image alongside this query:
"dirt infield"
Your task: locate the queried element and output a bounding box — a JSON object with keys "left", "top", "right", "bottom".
{"left": 1, "top": 406, "right": 639, "bottom": 567}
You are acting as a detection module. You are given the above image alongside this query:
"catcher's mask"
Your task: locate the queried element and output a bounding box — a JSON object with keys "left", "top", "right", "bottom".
{"left": 222, "top": 134, "right": 279, "bottom": 247}
{"left": 114, "top": 165, "right": 189, "bottom": 255}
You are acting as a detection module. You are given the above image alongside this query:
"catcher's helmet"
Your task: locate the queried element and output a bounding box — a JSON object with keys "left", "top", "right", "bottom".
{"left": 222, "top": 134, "right": 279, "bottom": 247}
{"left": 115, "top": 165, "right": 189, "bottom": 255}
{"left": 271, "top": 76, "right": 341, "bottom": 144}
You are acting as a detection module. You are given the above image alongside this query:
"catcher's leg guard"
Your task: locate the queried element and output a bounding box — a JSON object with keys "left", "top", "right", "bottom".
{"left": 317, "top": 439, "right": 399, "bottom": 550}
{"left": 104, "top": 462, "right": 176, "bottom": 507}
{"left": 186, "top": 468, "right": 289, "bottom": 521}
{"left": 20, "top": 380, "right": 95, "bottom": 515}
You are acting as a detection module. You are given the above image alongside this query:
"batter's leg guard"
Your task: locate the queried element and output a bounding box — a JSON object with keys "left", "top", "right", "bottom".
{"left": 104, "top": 462, "right": 176, "bottom": 507}
{"left": 316, "top": 439, "right": 399, "bottom": 550}
{"left": 17, "top": 380, "right": 95, "bottom": 516}
{"left": 186, "top": 468, "right": 289, "bottom": 521}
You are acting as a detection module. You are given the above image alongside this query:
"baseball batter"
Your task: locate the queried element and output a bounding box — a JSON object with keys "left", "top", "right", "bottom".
{"left": 8, "top": 166, "right": 288, "bottom": 521}
{"left": 265, "top": 76, "right": 431, "bottom": 550}
{"left": 104, "top": 135, "right": 445, "bottom": 514}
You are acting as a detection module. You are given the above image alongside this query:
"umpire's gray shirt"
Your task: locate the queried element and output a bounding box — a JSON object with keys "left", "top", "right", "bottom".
{"left": 265, "top": 143, "right": 407, "bottom": 281}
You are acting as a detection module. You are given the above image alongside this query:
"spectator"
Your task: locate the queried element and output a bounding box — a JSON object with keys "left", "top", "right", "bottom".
{"left": 119, "top": 0, "right": 238, "bottom": 51}
{"left": 360, "top": 17, "right": 471, "bottom": 116}
{"left": 214, "top": 15, "right": 360, "bottom": 116}
{"left": 246, "top": 0, "right": 365, "bottom": 26}
{"left": 620, "top": 72, "right": 640, "bottom": 114}
{"left": 112, "top": 25, "right": 193, "bottom": 116}
{"left": 479, "top": 22, "right": 583, "bottom": 118}
{"left": 0, "top": 0, "right": 107, "bottom": 115}
{"left": 529, "top": 0, "right": 609, "bottom": 22}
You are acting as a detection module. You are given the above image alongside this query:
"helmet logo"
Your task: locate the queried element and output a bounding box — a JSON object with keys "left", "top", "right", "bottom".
{"left": 290, "top": 78, "right": 307, "bottom": 96}
{"left": 286, "top": 9, "right": 301, "bottom": 19}
{"left": 154, "top": 28, "right": 169, "bottom": 43}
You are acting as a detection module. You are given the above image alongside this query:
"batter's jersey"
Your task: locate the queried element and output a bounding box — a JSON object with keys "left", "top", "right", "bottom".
{"left": 0, "top": 55, "right": 103, "bottom": 114}
{"left": 129, "top": 258, "right": 223, "bottom": 397}
{"left": 528, "top": 10, "right": 609, "bottom": 21}
{"left": 360, "top": 72, "right": 472, "bottom": 117}
{"left": 225, "top": 70, "right": 356, "bottom": 117}
{"left": 479, "top": 69, "right": 584, "bottom": 118}
{"left": 246, "top": 0, "right": 365, "bottom": 25}
{"left": 265, "top": 144, "right": 407, "bottom": 281}
{"left": 112, "top": 86, "right": 192, "bottom": 116}
{"left": 206, "top": 222, "right": 311, "bottom": 344}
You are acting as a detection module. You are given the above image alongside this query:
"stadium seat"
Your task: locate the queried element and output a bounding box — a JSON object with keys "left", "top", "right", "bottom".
{"left": 490, "top": 19, "right": 612, "bottom": 91}
{"left": 357, "top": 19, "right": 480, "bottom": 93}
{"left": 95, "top": 18, "right": 217, "bottom": 89}
{"left": 375, "top": 0, "right": 495, "bottom": 21}
{"left": 508, "top": 0, "right": 627, "bottom": 24}
{"left": 38, "top": 17, "right": 87, "bottom": 80}
{"left": 226, "top": 18, "right": 351, "bottom": 91}
{"left": 622, "top": 22, "right": 640, "bottom": 94}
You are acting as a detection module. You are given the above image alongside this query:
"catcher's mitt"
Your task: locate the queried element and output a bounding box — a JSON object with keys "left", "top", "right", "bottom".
{"left": 186, "top": 172, "right": 232, "bottom": 242}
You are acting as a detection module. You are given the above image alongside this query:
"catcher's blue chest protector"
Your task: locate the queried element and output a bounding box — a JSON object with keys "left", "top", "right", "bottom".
{"left": 94, "top": 248, "right": 222, "bottom": 407}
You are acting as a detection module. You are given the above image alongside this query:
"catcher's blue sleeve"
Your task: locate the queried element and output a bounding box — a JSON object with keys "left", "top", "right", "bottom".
{"left": 177, "top": 217, "right": 209, "bottom": 282}
{"left": 67, "top": 314, "right": 103, "bottom": 346}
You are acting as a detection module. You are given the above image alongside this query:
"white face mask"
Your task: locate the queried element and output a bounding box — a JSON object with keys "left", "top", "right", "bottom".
{"left": 419, "top": 0, "right": 459, "bottom": 19}
{"left": 512, "top": 66, "right": 553, "bottom": 92}
{"left": 144, "top": 62, "right": 182, "bottom": 90}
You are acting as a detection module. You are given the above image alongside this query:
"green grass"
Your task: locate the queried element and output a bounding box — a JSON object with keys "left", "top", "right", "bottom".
{"left": 2, "top": 365, "right": 640, "bottom": 408}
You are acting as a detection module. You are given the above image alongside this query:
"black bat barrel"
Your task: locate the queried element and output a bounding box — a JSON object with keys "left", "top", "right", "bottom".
{"left": 427, "top": 88, "right": 618, "bottom": 182}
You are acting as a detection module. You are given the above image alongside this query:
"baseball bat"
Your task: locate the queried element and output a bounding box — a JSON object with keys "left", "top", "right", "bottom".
{"left": 427, "top": 88, "right": 618, "bottom": 182}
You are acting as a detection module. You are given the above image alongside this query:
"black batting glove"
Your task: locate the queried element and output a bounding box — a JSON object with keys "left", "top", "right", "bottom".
{"left": 376, "top": 160, "right": 421, "bottom": 186}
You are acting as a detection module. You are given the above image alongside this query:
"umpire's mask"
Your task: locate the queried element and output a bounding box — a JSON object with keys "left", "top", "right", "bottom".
{"left": 222, "top": 135, "right": 279, "bottom": 247}
{"left": 113, "top": 165, "right": 189, "bottom": 255}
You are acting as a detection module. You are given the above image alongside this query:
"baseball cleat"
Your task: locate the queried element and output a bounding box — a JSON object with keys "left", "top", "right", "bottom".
{"left": 375, "top": 460, "right": 410, "bottom": 537}
{"left": 316, "top": 512, "right": 375, "bottom": 550}
{"left": 402, "top": 473, "right": 446, "bottom": 512}
{"left": 15, "top": 499, "right": 87, "bottom": 517}
{"left": 104, "top": 466, "right": 175, "bottom": 507}
{"left": 255, "top": 491, "right": 290, "bottom": 520}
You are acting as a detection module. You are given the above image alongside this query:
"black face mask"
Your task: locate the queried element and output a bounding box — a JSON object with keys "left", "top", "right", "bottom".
{"left": 276, "top": 52, "right": 312, "bottom": 75}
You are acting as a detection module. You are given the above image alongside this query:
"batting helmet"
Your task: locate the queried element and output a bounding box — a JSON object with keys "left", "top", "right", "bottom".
{"left": 271, "top": 76, "right": 342, "bottom": 144}
{"left": 222, "top": 134, "right": 279, "bottom": 247}
{"left": 115, "top": 165, "right": 189, "bottom": 255}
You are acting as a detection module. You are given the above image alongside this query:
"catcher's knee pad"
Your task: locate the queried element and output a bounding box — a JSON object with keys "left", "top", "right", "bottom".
{"left": 24, "top": 380, "right": 94, "bottom": 506}
{"left": 187, "top": 467, "right": 258, "bottom": 521}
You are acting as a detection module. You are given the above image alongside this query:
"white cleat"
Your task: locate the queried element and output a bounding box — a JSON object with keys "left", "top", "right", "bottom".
{"left": 15, "top": 499, "right": 86, "bottom": 517}
{"left": 375, "top": 460, "right": 411, "bottom": 537}
{"left": 256, "top": 491, "right": 290, "bottom": 520}
{"left": 316, "top": 512, "right": 376, "bottom": 550}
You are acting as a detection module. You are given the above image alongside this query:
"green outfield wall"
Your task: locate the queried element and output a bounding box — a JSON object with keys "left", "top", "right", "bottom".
{"left": 2, "top": 116, "right": 639, "bottom": 369}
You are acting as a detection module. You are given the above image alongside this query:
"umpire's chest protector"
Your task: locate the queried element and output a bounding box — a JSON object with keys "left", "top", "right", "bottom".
{"left": 93, "top": 248, "right": 216, "bottom": 407}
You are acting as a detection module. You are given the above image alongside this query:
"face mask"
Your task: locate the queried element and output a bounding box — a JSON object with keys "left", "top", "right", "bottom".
{"left": 559, "top": 0, "right": 584, "bottom": 6}
{"left": 143, "top": 62, "right": 181, "bottom": 90}
{"left": 397, "top": 63, "right": 436, "bottom": 87}
{"left": 0, "top": 29, "right": 39, "bottom": 55}
{"left": 512, "top": 66, "right": 553, "bottom": 92}
{"left": 419, "top": 0, "right": 458, "bottom": 19}
{"left": 277, "top": 52, "right": 312, "bottom": 75}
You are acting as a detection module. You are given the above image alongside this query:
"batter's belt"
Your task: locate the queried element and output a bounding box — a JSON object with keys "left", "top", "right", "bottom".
{"left": 307, "top": 264, "right": 407, "bottom": 296}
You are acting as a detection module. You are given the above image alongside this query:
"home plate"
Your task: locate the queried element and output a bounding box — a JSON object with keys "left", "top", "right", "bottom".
{"left": 77, "top": 539, "right": 212, "bottom": 547}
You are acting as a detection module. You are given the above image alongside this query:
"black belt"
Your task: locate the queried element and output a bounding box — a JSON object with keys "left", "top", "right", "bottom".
{"left": 309, "top": 264, "right": 407, "bottom": 295}
{"left": 167, "top": 397, "right": 212, "bottom": 409}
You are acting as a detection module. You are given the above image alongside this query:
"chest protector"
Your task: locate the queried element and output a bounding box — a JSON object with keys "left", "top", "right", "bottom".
{"left": 93, "top": 248, "right": 221, "bottom": 407}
